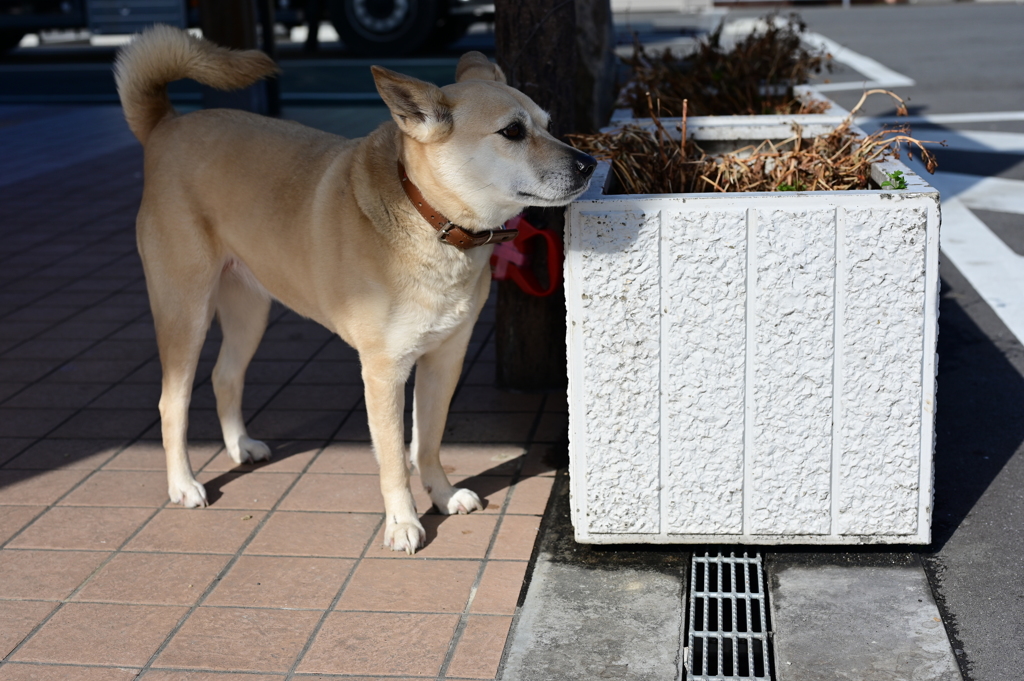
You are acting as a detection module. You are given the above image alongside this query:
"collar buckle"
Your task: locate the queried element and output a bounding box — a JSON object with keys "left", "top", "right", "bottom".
{"left": 398, "top": 161, "right": 518, "bottom": 250}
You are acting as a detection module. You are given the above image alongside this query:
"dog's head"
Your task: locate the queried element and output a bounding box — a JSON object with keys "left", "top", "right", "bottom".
{"left": 371, "top": 53, "right": 597, "bottom": 229}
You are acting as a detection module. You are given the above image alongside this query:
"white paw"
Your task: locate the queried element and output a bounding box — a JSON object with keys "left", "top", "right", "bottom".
{"left": 434, "top": 486, "right": 484, "bottom": 516}
{"left": 229, "top": 436, "right": 272, "bottom": 464}
{"left": 384, "top": 519, "right": 426, "bottom": 555}
{"left": 169, "top": 476, "right": 207, "bottom": 508}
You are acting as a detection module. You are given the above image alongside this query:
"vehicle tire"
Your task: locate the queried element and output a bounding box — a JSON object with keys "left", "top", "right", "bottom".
{"left": 428, "top": 15, "right": 472, "bottom": 49}
{"left": 0, "top": 30, "right": 26, "bottom": 54}
{"left": 329, "top": 0, "right": 439, "bottom": 57}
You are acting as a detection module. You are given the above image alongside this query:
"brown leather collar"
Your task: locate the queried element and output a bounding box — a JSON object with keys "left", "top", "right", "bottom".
{"left": 398, "top": 162, "right": 518, "bottom": 250}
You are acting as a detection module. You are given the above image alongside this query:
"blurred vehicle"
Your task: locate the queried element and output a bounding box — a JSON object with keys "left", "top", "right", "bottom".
{"left": 1, "top": 0, "right": 183, "bottom": 52}
{"left": 0, "top": 0, "right": 715, "bottom": 57}
{"left": 330, "top": 0, "right": 491, "bottom": 56}
{"left": 0, "top": 0, "right": 493, "bottom": 56}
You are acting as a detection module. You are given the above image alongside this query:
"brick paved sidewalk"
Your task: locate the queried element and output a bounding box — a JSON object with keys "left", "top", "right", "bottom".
{"left": 0, "top": 105, "right": 564, "bottom": 681}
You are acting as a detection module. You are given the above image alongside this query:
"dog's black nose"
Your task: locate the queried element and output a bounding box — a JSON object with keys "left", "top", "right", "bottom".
{"left": 573, "top": 151, "right": 597, "bottom": 179}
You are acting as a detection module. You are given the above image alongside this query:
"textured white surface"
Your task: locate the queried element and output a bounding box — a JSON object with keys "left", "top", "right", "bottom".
{"left": 750, "top": 209, "right": 835, "bottom": 536}
{"left": 836, "top": 206, "right": 928, "bottom": 535}
{"left": 662, "top": 209, "right": 747, "bottom": 534}
{"left": 577, "top": 211, "right": 662, "bottom": 534}
{"left": 566, "top": 157, "right": 940, "bottom": 545}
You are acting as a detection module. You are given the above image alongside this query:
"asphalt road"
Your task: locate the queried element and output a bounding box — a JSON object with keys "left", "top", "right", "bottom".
{"left": 777, "top": 3, "right": 1024, "bottom": 119}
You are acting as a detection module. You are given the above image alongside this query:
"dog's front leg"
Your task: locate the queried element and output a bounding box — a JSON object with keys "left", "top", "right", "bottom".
{"left": 411, "top": 320, "right": 484, "bottom": 516}
{"left": 362, "top": 357, "right": 423, "bottom": 554}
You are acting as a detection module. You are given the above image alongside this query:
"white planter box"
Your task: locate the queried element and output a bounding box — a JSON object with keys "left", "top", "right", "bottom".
{"left": 610, "top": 85, "right": 849, "bottom": 125}
{"left": 565, "top": 124, "right": 940, "bottom": 545}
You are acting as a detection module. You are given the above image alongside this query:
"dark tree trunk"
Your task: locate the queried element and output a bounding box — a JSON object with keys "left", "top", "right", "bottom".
{"left": 304, "top": 0, "right": 323, "bottom": 52}
{"left": 495, "top": 0, "right": 578, "bottom": 138}
{"left": 493, "top": 0, "right": 613, "bottom": 391}
{"left": 254, "top": 0, "right": 281, "bottom": 116}
{"left": 494, "top": 0, "right": 577, "bottom": 392}
{"left": 199, "top": 0, "right": 280, "bottom": 115}
{"left": 575, "top": 0, "right": 617, "bottom": 135}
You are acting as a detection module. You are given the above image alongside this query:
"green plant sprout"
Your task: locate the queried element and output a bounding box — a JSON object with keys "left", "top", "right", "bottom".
{"left": 881, "top": 170, "right": 908, "bottom": 189}
{"left": 777, "top": 182, "right": 806, "bottom": 191}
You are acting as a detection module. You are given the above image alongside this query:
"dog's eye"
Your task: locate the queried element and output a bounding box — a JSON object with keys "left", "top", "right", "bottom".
{"left": 499, "top": 123, "right": 524, "bottom": 141}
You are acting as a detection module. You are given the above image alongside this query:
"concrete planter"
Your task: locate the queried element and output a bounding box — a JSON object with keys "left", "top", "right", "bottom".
{"left": 610, "top": 85, "right": 849, "bottom": 126}
{"left": 565, "top": 122, "right": 940, "bottom": 545}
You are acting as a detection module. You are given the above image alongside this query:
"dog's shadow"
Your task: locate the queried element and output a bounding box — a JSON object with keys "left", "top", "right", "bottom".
{"left": 418, "top": 459, "right": 549, "bottom": 546}
{"left": 202, "top": 442, "right": 561, "bottom": 550}
{"left": 201, "top": 440, "right": 316, "bottom": 506}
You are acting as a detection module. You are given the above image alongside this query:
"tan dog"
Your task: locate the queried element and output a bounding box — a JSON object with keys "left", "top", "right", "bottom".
{"left": 113, "top": 26, "right": 595, "bottom": 554}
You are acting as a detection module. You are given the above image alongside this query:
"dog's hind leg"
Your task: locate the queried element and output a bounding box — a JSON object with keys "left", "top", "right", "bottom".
{"left": 140, "top": 227, "right": 220, "bottom": 508}
{"left": 213, "top": 267, "right": 271, "bottom": 464}
{"left": 362, "top": 352, "right": 423, "bottom": 554}
{"left": 411, "top": 317, "right": 484, "bottom": 517}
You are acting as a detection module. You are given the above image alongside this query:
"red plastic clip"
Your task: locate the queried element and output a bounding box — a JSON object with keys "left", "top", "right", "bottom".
{"left": 490, "top": 215, "right": 562, "bottom": 297}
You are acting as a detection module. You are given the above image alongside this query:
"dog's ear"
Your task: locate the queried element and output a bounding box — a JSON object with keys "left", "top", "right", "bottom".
{"left": 371, "top": 66, "right": 453, "bottom": 143}
{"left": 455, "top": 51, "right": 506, "bottom": 84}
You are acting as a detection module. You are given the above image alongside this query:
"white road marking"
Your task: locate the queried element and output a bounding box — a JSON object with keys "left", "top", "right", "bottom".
{"left": 891, "top": 164, "right": 1024, "bottom": 217}
{"left": 869, "top": 127, "right": 1024, "bottom": 342}
{"left": 856, "top": 126, "right": 1024, "bottom": 155}
{"left": 722, "top": 20, "right": 914, "bottom": 92}
{"left": 940, "top": 198, "right": 1024, "bottom": 342}
{"left": 935, "top": 173, "right": 1024, "bottom": 216}
{"left": 915, "top": 129, "right": 1024, "bottom": 154}
{"left": 913, "top": 167, "right": 1024, "bottom": 341}
{"left": 862, "top": 111, "right": 1024, "bottom": 125}
{"left": 852, "top": 124, "right": 1024, "bottom": 157}
{"left": 801, "top": 32, "right": 916, "bottom": 91}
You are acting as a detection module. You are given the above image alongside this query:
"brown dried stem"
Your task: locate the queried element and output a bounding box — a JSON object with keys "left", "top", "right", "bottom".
{"left": 620, "top": 13, "right": 833, "bottom": 117}
{"left": 569, "top": 91, "right": 944, "bottom": 195}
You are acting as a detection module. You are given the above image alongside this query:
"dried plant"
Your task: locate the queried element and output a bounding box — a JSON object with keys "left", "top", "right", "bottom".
{"left": 620, "top": 13, "right": 832, "bottom": 117}
{"left": 569, "top": 90, "right": 943, "bottom": 195}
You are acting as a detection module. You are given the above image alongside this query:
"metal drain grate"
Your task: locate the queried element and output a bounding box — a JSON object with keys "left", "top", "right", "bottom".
{"left": 686, "top": 552, "right": 772, "bottom": 680}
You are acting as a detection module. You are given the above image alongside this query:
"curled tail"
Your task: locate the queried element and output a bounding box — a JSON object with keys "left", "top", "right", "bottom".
{"left": 114, "top": 24, "right": 279, "bottom": 144}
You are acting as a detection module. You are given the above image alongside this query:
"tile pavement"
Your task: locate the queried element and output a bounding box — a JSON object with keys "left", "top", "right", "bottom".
{"left": 0, "top": 105, "right": 566, "bottom": 680}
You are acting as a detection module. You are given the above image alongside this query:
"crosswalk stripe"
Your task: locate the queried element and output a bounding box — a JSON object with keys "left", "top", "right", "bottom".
{"left": 923, "top": 172, "right": 1024, "bottom": 216}
{"left": 941, "top": 198, "right": 1024, "bottom": 343}
{"left": 802, "top": 32, "right": 916, "bottom": 91}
